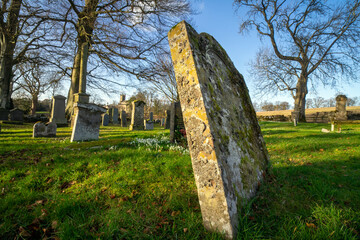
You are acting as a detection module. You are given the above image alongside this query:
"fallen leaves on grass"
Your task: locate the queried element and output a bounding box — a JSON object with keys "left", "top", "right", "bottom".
{"left": 305, "top": 222, "right": 317, "bottom": 229}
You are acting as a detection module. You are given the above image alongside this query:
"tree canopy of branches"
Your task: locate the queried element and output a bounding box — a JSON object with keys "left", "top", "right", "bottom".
{"left": 235, "top": 0, "right": 360, "bottom": 121}
{"left": 0, "top": 0, "right": 51, "bottom": 110}
{"left": 47, "top": 0, "right": 191, "bottom": 115}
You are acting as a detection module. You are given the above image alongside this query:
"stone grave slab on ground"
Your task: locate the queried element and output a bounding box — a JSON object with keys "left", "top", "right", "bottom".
{"left": 164, "top": 110, "right": 171, "bottom": 129}
{"left": 71, "top": 103, "right": 106, "bottom": 142}
{"left": 9, "top": 108, "right": 24, "bottom": 122}
{"left": 169, "top": 101, "right": 185, "bottom": 143}
{"left": 33, "top": 122, "right": 57, "bottom": 137}
{"left": 50, "top": 95, "right": 67, "bottom": 125}
{"left": 120, "top": 110, "right": 127, "bottom": 127}
{"left": 168, "top": 21, "right": 269, "bottom": 239}
{"left": 102, "top": 113, "right": 109, "bottom": 126}
{"left": 129, "top": 100, "right": 145, "bottom": 130}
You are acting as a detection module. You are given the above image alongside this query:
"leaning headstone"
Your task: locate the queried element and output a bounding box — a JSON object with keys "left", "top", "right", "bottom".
{"left": 112, "top": 108, "right": 119, "bottom": 124}
{"left": 129, "top": 100, "right": 145, "bottom": 130}
{"left": 335, "top": 95, "right": 347, "bottom": 121}
{"left": 50, "top": 95, "right": 67, "bottom": 125}
{"left": 169, "top": 101, "right": 185, "bottom": 143}
{"left": 9, "top": 108, "right": 24, "bottom": 122}
{"left": 71, "top": 103, "right": 106, "bottom": 142}
{"left": 120, "top": 110, "right": 127, "bottom": 127}
{"left": 164, "top": 110, "right": 171, "bottom": 129}
{"left": 144, "top": 120, "right": 154, "bottom": 130}
{"left": 102, "top": 113, "right": 109, "bottom": 126}
{"left": 33, "top": 122, "right": 57, "bottom": 137}
{"left": 149, "top": 112, "right": 154, "bottom": 121}
{"left": 168, "top": 21, "right": 269, "bottom": 239}
{"left": 0, "top": 108, "right": 9, "bottom": 120}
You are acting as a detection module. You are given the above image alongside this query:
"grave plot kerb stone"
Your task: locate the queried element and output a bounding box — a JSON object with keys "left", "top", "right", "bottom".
{"left": 168, "top": 21, "right": 269, "bottom": 239}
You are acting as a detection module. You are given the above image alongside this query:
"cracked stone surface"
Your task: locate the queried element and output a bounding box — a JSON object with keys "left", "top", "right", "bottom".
{"left": 168, "top": 21, "right": 269, "bottom": 239}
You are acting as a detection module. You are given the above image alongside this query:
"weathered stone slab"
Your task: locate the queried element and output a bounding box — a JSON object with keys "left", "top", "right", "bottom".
{"left": 149, "top": 112, "right": 154, "bottom": 121}
{"left": 9, "top": 108, "right": 24, "bottom": 122}
{"left": 120, "top": 110, "right": 127, "bottom": 127}
{"left": 335, "top": 95, "right": 347, "bottom": 121}
{"left": 50, "top": 95, "right": 67, "bottom": 125}
{"left": 169, "top": 101, "right": 185, "bottom": 143}
{"left": 107, "top": 108, "right": 113, "bottom": 123}
{"left": 112, "top": 108, "right": 119, "bottom": 124}
{"left": 33, "top": 122, "right": 57, "bottom": 137}
{"left": 71, "top": 103, "right": 106, "bottom": 142}
{"left": 0, "top": 108, "right": 9, "bottom": 120}
{"left": 164, "top": 110, "right": 171, "bottom": 129}
{"left": 144, "top": 120, "right": 154, "bottom": 130}
{"left": 168, "top": 21, "right": 269, "bottom": 239}
{"left": 102, "top": 113, "right": 109, "bottom": 126}
{"left": 129, "top": 100, "right": 145, "bottom": 130}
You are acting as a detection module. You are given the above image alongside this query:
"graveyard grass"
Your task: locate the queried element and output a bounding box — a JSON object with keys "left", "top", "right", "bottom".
{"left": 0, "top": 122, "right": 359, "bottom": 239}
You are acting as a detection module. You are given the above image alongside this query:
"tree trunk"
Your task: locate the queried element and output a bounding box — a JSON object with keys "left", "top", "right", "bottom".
{"left": 293, "top": 74, "right": 308, "bottom": 122}
{"left": 0, "top": 0, "right": 22, "bottom": 110}
{"left": 31, "top": 95, "right": 38, "bottom": 115}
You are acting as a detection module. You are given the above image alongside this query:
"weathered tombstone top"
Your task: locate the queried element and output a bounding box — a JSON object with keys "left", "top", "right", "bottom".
{"left": 335, "top": 95, "right": 347, "bottom": 121}
{"left": 50, "top": 95, "right": 67, "bottom": 125}
{"left": 168, "top": 21, "right": 269, "bottom": 239}
{"left": 149, "top": 112, "right": 154, "bottom": 121}
{"left": 9, "top": 108, "right": 24, "bottom": 122}
{"left": 102, "top": 113, "right": 109, "bottom": 126}
{"left": 33, "top": 122, "right": 57, "bottom": 138}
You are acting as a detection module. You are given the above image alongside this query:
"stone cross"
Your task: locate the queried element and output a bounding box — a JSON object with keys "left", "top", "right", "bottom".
{"left": 50, "top": 95, "right": 67, "bottom": 125}
{"left": 129, "top": 100, "right": 145, "bottom": 130}
{"left": 121, "top": 110, "right": 127, "bottom": 127}
{"left": 33, "top": 122, "right": 57, "bottom": 138}
{"left": 335, "top": 95, "right": 347, "bottom": 121}
{"left": 168, "top": 21, "right": 269, "bottom": 239}
{"left": 102, "top": 113, "right": 109, "bottom": 126}
{"left": 169, "top": 101, "right": 185, "bottom": 143}
{"left": 164, "top": 110, "right": 171, "bottom": 129}
{"left": 71, "top": 103, "right": 106, "bottom": 142}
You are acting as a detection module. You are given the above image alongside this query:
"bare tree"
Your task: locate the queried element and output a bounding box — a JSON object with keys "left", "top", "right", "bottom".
{"left": 235, "top": 0, "right": 360, "bottom": 121}
{"left": 47, "top": 0, "right": 191, "bottom": 115}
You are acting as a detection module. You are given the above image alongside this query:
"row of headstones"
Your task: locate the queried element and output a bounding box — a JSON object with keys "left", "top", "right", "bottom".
{"left": 0, "top": 108, "right": 24, "bottom": 122}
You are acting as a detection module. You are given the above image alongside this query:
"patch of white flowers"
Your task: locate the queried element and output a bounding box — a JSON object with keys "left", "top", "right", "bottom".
{"left": 129, "top": 134, "right": 189, "bottom": 155}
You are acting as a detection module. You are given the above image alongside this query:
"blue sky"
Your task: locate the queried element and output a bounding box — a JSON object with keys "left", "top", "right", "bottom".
{"left": 189, "top": 0, "right": 360, "bottom": 105}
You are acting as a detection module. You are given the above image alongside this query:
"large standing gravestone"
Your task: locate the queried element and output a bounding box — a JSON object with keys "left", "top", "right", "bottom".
{"left": 9, "top": 108, "right": 24, "bottom": 122}
{"left": 168, "top": 21, "right": 269, "bottom": 239}
{"left": 120, "top": 110, "right": 127, "bottom": 127}
{"left": 71, "top": 103, "right": 106, "bottom": 142}
{"left": 335, "top": 95, "right": 348, "bottom": 121}
{"left": 107, "top": 108, "right": 114, "bottom": 123}
{"left": 164, "top": 110, "right": 171, "bottom": 129}
{"left": 129, "top": 100, "right": 145, "bottom": 130}
{"left": 112, "top": 108, "right": 119, "bottom": 124}
{"left": 102, "top": 113, "right": 109, "bottom": 126}
{"left": 50, "top": 95, "right": 67, "bottom": 125}
{"left": 169, "top": 101, "right": 185, "bottom": 143}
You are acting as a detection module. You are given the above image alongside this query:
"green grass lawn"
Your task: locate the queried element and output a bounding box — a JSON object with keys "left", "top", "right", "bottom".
{"left": 0, "top": 122, "right": 359, "bottom": 239}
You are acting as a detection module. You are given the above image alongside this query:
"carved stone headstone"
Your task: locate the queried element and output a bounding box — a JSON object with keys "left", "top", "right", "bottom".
{"left": 169, "top": 101, "right": 185, "bottom": 143}
{"left": 169, "top": 21, "right": 269, "bottom": 239}
{"left": 0, "top": 108, "right": 9, "bottom": 120}
{"left": 33, "top": 122, "right": 57, "bottom": 137}
{"left": 50, "top": 95, "right": 67, "bottom": 125}
{"left": 107, "top": 108, "right": 113, "bottom": 123}
{"left": 9, "top": 108, "right": 24, "bottom": 122}
{"left": 149, "top": 112, "right": 154, "bottom": 121}
{"left": 335, "top": 95, "right": 347, "bottom": 121}
{"left": 164, "top": 110, "right": 171, "bottom": 129}
{"left": 112, "top": 108, "right": 119, "bottom": 124}
{"left": 120, "top": 110, "right": 127, "bottom": 127}
{"left": 102, "top": 113, "right": 109, "bottom": 126}
{"left": 71, "top": 103, "right": 106, "bottom": 142}
{"left": 144, "top": 120, "right": 154, "bottom": 130}
{"left": 129, "top": 100, "right": 145, "bottom": 130}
